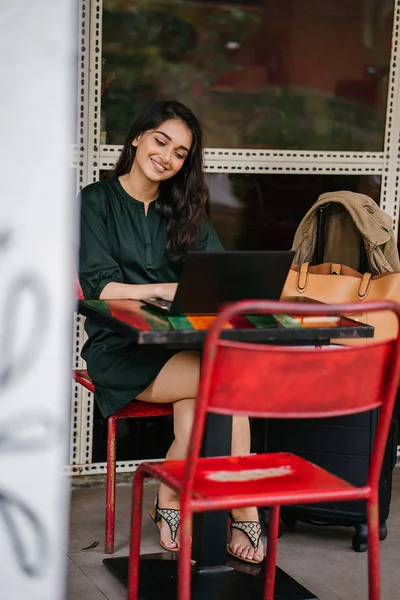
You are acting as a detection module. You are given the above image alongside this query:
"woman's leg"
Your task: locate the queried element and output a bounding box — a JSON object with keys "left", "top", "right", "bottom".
{"left": 137, "top": 351, "right": 199, "bottom": 550}
{"left": 137, "top": 350, "right": 263, "bottom": 561}
{"left": 230, "top": 417, "right": 264, "bottom": 563}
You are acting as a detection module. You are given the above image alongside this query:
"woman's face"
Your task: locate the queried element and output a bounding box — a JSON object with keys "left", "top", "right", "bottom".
{"left": 132, "top": 118, "right": 193, "bottom": 183}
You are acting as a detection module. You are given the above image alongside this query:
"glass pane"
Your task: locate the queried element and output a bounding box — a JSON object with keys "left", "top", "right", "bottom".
{"left": 101, "top": 0, "right": 392, "bottom": 150}
{"left": 207, "top": 172, "right": 381, "bottom": 251}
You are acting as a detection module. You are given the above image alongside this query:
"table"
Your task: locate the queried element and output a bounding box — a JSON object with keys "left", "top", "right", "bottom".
{"left": 78, "top": 298, "right": 373, "bottom": 348}
{"left": 78, "top": 298, "right": 373, "bottom": 600}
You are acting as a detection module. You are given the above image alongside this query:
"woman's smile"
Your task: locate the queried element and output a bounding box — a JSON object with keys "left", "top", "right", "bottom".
{"left": 150, "top": 157, "right": 169, "bottom": 173}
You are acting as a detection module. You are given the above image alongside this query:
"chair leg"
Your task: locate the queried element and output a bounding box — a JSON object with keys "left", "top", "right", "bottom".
{"left": 105, "top": 415, "right": 117, "bottom": 554}
{"left": 367, "top": 496, "right": 381, "bottom": 600}
{"left": 127, "top": 468, "right": 146, "bottom": 600}
{"left": 178, "top": 506, "right": 193, "bottom": 600}
{"left": 264, "top": 505, "right": 280, "bottom": 600}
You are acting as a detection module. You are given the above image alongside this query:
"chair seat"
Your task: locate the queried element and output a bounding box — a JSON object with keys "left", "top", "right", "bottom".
{"left": 73, "top": 369, "right": 173, "bottom": 418}
{"left": 115, "top": 402, "right": 173, "bottom": 419}
{"left": 141, "top": 452, "right": 369, "bottom": 509}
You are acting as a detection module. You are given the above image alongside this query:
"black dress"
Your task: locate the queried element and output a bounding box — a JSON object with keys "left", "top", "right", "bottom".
{"left": 79, "top": 177, "right": 223, "bottom": 418}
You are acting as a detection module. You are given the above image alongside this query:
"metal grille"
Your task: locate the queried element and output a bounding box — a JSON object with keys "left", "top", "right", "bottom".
{"left": 76, "top": 0, "right": 89, "bottom": 191}
{"left": 70, "top": 314, "right": 83, "bottom": 466}
{"left": 75, "top": 0, "right": 105, "bottom": 467}
{"left": 100, "top": 146, "right": 385, "bottom": 174}
{"left": 381, "top": 0, "right": 400, "bottom": 232}
{"left": 65, "top": 457, "right": 163, "bottom": 476}
{"left": 87, "top": 0, "right": 102, "bottom": 185}
{"left": 71, "top": 0, "right": 92, "bottom": 468}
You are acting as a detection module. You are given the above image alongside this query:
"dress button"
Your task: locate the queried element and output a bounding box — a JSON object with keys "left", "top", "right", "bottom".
{"left": 303, "top": 232, "right": 308, "bottom": 237}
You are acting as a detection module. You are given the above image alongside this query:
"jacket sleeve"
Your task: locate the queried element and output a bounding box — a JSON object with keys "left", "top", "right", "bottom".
{"left": 79, "top": 186, "right": 124, "bottom": 300}
{"left": 191, "top": 217, "right": 224, "bottom": 251}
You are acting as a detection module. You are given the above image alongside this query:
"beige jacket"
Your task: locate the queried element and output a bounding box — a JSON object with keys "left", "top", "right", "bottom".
{"left": 292, "top": 191, "right": 400, "bottom": 274}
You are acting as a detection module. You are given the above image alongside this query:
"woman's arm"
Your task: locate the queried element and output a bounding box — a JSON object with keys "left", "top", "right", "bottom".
{"left": 100, "top": 281, "right": 178, "bottom": 302}
{"left": 79, "top": 189, "right": 177, "bottom": 302}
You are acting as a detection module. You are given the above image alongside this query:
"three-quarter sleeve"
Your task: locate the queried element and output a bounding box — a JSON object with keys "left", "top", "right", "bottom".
{"left": 192, "top": 217, "right": 224, "bottom": 251}
{"left": 79, "top": 187, "right": 124, "bottom": 299}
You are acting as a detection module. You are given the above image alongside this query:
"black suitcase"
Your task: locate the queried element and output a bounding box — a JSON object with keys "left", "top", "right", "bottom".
{"left": 261, "top": 203, "right": 398, "bottom": 552}
{"left": 266, "top": 412, "right": 397, "bottom": 552}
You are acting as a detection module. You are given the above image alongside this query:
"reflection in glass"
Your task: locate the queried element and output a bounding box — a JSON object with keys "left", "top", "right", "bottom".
{"left": 100, "top": 169, "right": 381, "bottom": 254}
{"left": 101, "top": 0, "right": 392, "bottom": 150}
{"left": 207, "top": 173, "right": 381, "bottom": 251}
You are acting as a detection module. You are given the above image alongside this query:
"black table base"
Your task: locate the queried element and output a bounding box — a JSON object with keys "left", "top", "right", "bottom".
{"left": 103, "top": 552, "right": 318, "bottom": 600}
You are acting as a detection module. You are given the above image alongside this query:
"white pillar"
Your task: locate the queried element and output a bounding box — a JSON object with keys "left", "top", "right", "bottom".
{"left": 0, "top": 2, "right": 76, "bottom": 598}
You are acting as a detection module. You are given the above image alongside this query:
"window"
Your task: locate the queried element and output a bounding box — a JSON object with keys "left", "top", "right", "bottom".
{"left": 101, "top": 0, "right": 392, "bottom": 150}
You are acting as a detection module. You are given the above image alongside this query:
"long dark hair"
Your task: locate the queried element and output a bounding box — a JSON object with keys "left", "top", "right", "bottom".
{"left": 110, "top": 100, "right": 209, "bottom": 257}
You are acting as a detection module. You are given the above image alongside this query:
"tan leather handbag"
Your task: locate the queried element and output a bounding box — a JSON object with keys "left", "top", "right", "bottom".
{"left": 281, "top": 262, "right": 400, "bottom": 344}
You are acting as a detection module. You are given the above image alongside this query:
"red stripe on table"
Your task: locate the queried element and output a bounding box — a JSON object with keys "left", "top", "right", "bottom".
{"left": 229, "top": 315, "right": 254, "bottom": 329}
{"left": 108, "top": 300, "right": 151, "bottom": 331}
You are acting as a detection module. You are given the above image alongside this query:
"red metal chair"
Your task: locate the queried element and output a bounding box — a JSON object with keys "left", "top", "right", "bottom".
{"left": 74, "top": 279, "right": 173, "bottom": 554}
{"left": 127, "top": 299, "right": 400, "bottom": 600}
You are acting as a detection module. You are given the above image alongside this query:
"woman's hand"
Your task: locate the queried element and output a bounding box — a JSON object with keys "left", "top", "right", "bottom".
{"left": 154, "top": 283, "right": 178, "bottom": 302}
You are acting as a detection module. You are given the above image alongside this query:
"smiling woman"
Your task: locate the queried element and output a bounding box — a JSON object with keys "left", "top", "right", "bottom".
{"left": 106, "top": 101, "right": 210, "bottom": 259}
{"left": 78, "top": 100, "right": 220, "bottom": 412}
{"left": 78, "top": 100, "right": 264, "bottom": 562}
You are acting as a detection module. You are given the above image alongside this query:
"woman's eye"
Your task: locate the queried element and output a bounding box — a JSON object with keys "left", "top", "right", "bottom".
{"left": 155, "top": 138, "right": 166, "bottom": 146}
{"left": 176, "top": 153, "right": 185, "bottom": 160}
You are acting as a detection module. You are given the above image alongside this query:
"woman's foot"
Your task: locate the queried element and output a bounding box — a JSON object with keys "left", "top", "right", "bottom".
{"left": 149, "top": 492, "right": 181, "bottom": 551}
{"left": 228, "top": 507, "right": 264, "bottom": 563}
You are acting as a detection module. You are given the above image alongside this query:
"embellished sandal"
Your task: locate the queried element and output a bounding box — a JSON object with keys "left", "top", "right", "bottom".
{"left": 227, "top": 513, "right": 264, "bottom": 564}
{"left": 149, "top": 495, "right": 180, "bottom": 552}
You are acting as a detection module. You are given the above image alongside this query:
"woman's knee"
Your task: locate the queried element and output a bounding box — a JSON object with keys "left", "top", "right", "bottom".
{"left": 138, "top": 350, "right": 200, "bottom": 403}
{"left": 175, "top": 350, "right": 201, "bottom": 396}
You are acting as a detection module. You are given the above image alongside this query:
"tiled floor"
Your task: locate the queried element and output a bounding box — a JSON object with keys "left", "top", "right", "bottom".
{"left": 68, "top": 471, "right": 399, "bottom": 599}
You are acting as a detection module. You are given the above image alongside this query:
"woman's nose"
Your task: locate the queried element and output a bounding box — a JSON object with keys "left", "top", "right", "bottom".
{"left": 159, "top": 149, "right": 171, "bottom": 164}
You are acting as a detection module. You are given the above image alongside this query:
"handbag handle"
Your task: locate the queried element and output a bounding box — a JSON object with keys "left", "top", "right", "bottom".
{"left": 331, "top": 263, "right": 342, "bottom": 275}
{"left": 296, "top": 262, "right": 345, "bottom": 292}
{"left": 295, "top": 262, "right": 373, "bottom": 299}
{"left": 358, "top": 272, "right": 372, "bottom": 300}
{"left": 297, "top": 262, "right": 309, "bottom": 293}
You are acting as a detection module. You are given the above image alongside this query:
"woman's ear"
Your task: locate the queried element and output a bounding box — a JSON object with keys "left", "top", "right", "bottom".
{"left": 132, "top": 134, "right": 141, "bottom": 148}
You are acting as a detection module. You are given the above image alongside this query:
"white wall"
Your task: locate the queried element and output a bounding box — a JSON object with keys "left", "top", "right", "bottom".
{"left": 0, "top": 1, "right": 77, "bottom": 598}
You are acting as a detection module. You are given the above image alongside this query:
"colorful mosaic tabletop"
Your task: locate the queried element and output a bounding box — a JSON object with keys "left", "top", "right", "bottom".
{"left": 80, "top": 299, "right": 301, "bottom": 333}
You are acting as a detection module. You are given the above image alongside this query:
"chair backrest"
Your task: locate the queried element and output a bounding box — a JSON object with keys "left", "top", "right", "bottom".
{"left": 182, "top": 299, "right": 400, "bottom": 500}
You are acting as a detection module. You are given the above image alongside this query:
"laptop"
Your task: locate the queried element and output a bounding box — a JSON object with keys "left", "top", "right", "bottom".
{"left": 142, "top": 250, "right": 294, "bottom": 316}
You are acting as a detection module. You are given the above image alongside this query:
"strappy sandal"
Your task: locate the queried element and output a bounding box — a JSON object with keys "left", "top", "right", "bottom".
{"left": 227, "top": 513, "right": 264, "bottom": 565}
{"left": 149, "top": 495, "right": 180, "bottom": 552}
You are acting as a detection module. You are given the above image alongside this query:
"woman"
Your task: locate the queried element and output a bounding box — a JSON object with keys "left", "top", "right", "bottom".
{"left": 79, "top": 100, "right": 263, "bottom": 564}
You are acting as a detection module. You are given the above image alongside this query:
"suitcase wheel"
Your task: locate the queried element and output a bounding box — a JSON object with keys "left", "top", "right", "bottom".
{"left": 352, "top": 521, "right": 388, "bottom": 552}
{"left": 352, "top": 522, "right": 388, "bottom": 552}
{"left": 352, "top": 524, "right": 368, "bottom": 552}
{"left": 379, "top": 522, "right": 388, "bottom": 541}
